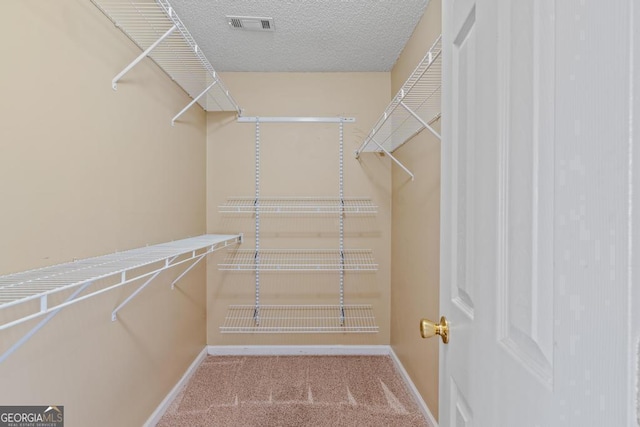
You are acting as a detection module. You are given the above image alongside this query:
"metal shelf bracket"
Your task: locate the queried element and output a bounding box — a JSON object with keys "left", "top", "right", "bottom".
{"left": 172, "top": 81, "right": 217, "bottom": 126}
{"left": 111, "top": 255, "right": 178, "bottom": 321}
{"left": 171, "top": 253, "right": 205, "bottom": 290}
{"left": 0, "top": 281, "right": 94, "bottom": 364}
{"left": 400, "top": 101, "right": 441, "bottom": 140}
{"left": 112, "top": 24, "right": 177, "bottom": 90}
{"left": 367, "top": 137, "right": 415, "bottom": 181}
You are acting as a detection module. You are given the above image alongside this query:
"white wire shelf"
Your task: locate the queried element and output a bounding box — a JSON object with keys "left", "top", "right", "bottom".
{"left": 218, "top": 249, "right": 378, "bottom": 272}
{"left": 220, "top": 305, "right": 378, "bottom": 333}
{"left": 356, "top": 35, "right": 442, "bottom": 179}
{"left": 91, "top": 0, "right": 240, "bottom": 114}
{"left": 219, "top": 197, "right": 378, "bottom": 215}
{"left": 0, "top": 234, "right": 241, "bottom": 331}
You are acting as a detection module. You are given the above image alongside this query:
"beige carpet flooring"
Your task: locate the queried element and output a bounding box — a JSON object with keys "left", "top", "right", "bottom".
{"left": 157, "top": 355, "right": 431, "bottom": 427}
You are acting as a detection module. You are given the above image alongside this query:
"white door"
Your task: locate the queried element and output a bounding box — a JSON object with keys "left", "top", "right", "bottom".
{"left": 439, "top": 0, "right": 638, "bottom": 426}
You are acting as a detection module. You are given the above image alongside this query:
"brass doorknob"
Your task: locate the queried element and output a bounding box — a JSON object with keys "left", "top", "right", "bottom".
{"left": 420, "top": 316, "right": 449, "bottom": 344}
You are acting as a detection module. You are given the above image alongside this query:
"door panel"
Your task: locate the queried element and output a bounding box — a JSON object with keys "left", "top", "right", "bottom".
{"left": 496, "top": 0, "right": 555, "bottom": 387}
{"left": 443, "top": 0, "right": 555, "bottom": 424}
{"left": 442, "top": 0, "right": 552, "bottom": 423}
{"left": 441, "top": 0, "right": 636, "bottom": 426}
{"left": 450, "top": 378, "right": 472, "bottom": 427}
{"left": 451, "top": 4, "right": 477, "bottom": 319}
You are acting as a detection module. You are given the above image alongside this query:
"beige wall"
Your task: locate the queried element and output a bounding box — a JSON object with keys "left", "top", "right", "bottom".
{"left": 206, "top": 72, "right": 392, "bottom": 345}
{"left": 0, "top": 1, "right": 207, "bottom": 425}
{"left": 390, "top": 0, "right": 442, "bottom": 420}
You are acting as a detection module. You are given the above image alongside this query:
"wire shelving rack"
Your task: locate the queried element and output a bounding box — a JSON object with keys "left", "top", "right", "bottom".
{"left": 220, "top": 305, "right": 378, "bottom": 333}
{"left": 355, "top": 35, "right": 442, "bottom": 180}
{"left": 219, "top": 197, "right": 378, "bottom": 215}
{"left": 219, "top": 117, "right": 378, "bottom": 333}
{"left": 219, "top": 249, "right": 378, "bottom": 271}
{"left": 0, "top": 234, "right": 241, "bottom": 362}
{"left": 90, "top": 0, "right": 241, "bottom": 123}
{"left": 0, "top": 234, "right": 241, "bottom": 327}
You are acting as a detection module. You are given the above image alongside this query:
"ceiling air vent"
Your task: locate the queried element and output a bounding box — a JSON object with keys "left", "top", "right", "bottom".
{"left": 227, "top": 16, "right": 275, "bottom": 32}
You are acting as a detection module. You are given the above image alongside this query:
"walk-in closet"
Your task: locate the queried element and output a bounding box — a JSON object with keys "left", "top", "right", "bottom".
{"left": 0, "top": 0, "right": 442, "bottom": 425}
{"left": 1, "top": 1, "right": 637, "bottom": 426}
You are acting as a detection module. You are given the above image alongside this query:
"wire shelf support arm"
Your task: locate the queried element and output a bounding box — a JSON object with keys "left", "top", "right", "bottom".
{"left": 112, "top": 24, "right": 176, "bottom": 90}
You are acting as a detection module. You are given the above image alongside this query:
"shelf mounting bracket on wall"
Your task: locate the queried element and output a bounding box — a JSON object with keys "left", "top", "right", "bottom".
{"left": 400, "top": 101, "right": 441, "bottom": 140}
{"left": 172, "top": 81, "right": 217, "bottom": 126}
{"left": 170, "top": 252, "right": 207, "bottom": 290}
{"left": 111, "top": 255, "right": 179, "bottom": 321}
{"left": 367, "top": 136, "right": 415, "bottom": 181}
{"left": 112, "top": 24, "right": 177, "bottom": 90}
{"left": 0, "top": 281, "right": 94, "bottom": 364}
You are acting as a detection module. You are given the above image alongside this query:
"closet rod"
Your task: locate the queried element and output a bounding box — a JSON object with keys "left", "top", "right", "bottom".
{"left": 238, "top": 117, "right": 356, "bottom": 123}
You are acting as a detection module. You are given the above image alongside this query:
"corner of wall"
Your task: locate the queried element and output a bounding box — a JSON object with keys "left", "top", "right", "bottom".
{"left": 389, "top": 0, "right": 442, "bottom": 420}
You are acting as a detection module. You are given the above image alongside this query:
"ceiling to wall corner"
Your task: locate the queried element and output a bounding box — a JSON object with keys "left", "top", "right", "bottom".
{"left": 168, "top": 0, "right": 430, "bottom": 72}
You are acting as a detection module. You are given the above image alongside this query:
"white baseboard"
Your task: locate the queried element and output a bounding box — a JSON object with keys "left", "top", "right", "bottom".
{"left": 207, "top": 344, "right": 391, "bottom": 356}
{"left": 144, "top": 347, "right": 208, "bottom": 427}
{"left": 388, "top": 347, "right": 439, "bottom": 427}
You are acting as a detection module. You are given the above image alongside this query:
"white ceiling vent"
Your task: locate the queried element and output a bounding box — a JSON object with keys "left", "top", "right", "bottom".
{"left": 227, "top": 16, "right": 275, "bottom": 32}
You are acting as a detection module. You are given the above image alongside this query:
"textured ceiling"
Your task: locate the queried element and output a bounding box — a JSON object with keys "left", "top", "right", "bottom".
{"left": 168, "top": 0, "right": 430, "bottom": 72}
